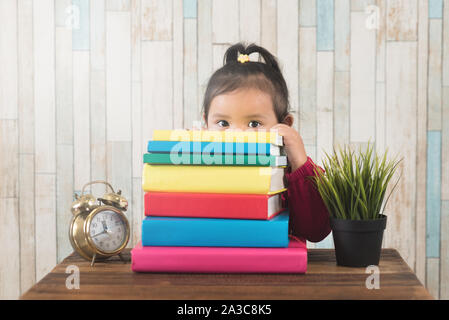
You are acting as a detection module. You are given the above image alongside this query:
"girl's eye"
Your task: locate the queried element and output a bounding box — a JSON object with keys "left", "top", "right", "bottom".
{"left": 248, "top": 121, "right": 261, "bottom": 128}
{"left": 217, "top": 120, "right": 229, "bottom": 127}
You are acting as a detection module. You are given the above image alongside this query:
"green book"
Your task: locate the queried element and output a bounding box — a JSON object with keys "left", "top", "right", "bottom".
{"left": 143, "top": 153, "right": 287, "bottom": 167}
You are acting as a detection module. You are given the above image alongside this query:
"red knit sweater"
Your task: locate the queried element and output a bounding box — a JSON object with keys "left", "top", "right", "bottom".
{"left": 283, "top": 156, "right": 331, "bottom": 243}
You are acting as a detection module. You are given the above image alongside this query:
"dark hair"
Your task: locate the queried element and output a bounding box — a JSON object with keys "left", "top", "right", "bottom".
{"left": 202, "top": 42, "right": 290, "bottom": 124}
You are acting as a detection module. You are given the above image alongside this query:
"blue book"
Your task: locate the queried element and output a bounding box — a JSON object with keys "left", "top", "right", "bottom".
{"left": 147, "top": 141, "right": 282, "bottom": 156}
{"left": 141, "top": 210, "right": 289, "bottom": 247}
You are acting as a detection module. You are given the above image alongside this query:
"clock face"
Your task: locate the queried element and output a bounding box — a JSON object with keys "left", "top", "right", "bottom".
{"left": 88, "top": 209, "right": 128, "bottom": 253}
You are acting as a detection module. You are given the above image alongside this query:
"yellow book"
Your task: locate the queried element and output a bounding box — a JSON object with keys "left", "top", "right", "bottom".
{"left": 152, "top": 129, "right": 284, "bottom": 146}
{"left": 142, "top": 164, "right": 287, "bottom": 195}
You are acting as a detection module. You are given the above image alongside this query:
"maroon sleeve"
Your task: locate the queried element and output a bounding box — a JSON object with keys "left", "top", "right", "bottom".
{"left": 284, "top": 156, "right": 331, "bottom": 242}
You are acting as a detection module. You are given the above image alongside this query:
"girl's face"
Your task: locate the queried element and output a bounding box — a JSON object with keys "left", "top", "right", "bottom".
{"left": 206, "top": 88, "right": 279, "bottom": 131}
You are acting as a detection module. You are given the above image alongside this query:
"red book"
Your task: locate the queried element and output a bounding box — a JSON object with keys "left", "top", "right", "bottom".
{"left": 144, "top": 191, "right": 286, "bottom": 220}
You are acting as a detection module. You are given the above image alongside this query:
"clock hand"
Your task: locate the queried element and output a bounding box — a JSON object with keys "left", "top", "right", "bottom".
{"left": 91, "top": 230, "right": 107, "bottom": 238}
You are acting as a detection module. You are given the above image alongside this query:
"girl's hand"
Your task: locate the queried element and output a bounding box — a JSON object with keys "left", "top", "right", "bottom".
{"left": 270, "top": 124, "right": 308, "bottom": 172}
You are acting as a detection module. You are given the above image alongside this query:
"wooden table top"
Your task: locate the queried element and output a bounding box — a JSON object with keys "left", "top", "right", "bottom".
{"left": 20, "top": 248, "right": 433, "bottom": 300}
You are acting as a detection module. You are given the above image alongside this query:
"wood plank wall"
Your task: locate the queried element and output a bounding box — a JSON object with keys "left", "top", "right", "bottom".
{"left": 0, "top": 0, "right": 447, "bottom": 299}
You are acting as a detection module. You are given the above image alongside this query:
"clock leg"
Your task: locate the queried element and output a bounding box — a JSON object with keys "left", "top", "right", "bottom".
{"left": 118, "top": 253, "right": 126, "bottom": 263}
{"left": 90, "top": 253, "right": 96, "bottom": 267}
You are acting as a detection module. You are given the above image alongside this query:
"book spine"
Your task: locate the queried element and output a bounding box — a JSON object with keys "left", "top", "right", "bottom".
{"left": 144, "top": 192, "right": 281, "bottom": 219}
{"left": 131, "top": 243, "right": 307, "bottom": 273}
{"left": 143, "top": 153, "right": 281, "bottom": 166}
{"left": 142, "top": 164, "right": 284, "bottom": 194}
{"left": 141, "top": 212, "right": 289, "bottom": 247}
{"left": 147, "top": 141, "right": 273, "bottom": 155}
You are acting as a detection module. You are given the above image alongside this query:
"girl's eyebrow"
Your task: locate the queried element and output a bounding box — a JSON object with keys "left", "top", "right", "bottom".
{"left": 210, "top": 113, "right": 230, "bottom": 118}
{"left": 244, "top": 113, "right": 267, "bottom": 119}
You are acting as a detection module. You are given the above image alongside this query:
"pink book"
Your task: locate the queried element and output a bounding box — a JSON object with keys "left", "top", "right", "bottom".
{"left": 131, "top": 236, "right": 307, "bottom": 274}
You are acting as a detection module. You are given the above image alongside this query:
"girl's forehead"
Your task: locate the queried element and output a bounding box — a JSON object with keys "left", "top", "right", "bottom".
{"left": 209, "top": 88, "right": 274, "bottom": 115}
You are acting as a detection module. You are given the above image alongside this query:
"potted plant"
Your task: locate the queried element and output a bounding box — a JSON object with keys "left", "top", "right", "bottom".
{"left": 310, "top": 142, "right": 402, "bottom": 267}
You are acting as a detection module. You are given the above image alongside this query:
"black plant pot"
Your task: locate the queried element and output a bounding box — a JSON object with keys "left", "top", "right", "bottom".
{"left": 330, "top": 214, "right": 387, "bottom": 267}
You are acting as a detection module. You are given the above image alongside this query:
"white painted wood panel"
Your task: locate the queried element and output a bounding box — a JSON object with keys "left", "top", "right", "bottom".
{"left": 376, "top": 0, "right": 387, "bottom": 82}
{"left": 0, "top": 120, "right": 19, "bottom": 198}
{"left": 239, "top": 0, "right": 261, "bottom": 44}
{"left": 141, "top": 0, "right": 172, "bottom": 40}
{"left": 316, "top": 52, "right": 334, "bottom": 167}
{"left": 73, "top": 51, "right": 91, "bottom": 190}
{"left": 426, "top": 258, "right": 440, "bottom": 299}
{"left": 91, "top": 0, "right": 106, "bottom": 71}
{"left": 261, "top": 0, "right": 277, "bottom": 54}
{"left": 299, "top": 0, "right": 316, "bottom": 26}
{"left": 428, "top": 19, "right": 443, "bottom": 131}
{"left": 0, "top": 0, "right": 18, "bottom": 119}
{"left": 33, "top": 0, "right": 56, "bottom": 174}
{"left": 299, "top": 27, "right": 317, "bottom": 146}
{"left": 335, "top": 0, "right": 350, "bottom": 72}
{"left": 198, "top": 0, "right": 213, "bottom": 124}
{"left": 173, "top": 0, "right": 183, "bottom": 128}
{"left": 416, "top": 0, "right": 429, "bottom": 285}
{"left": 384, "top": 41, "right": 418, "bottom": 269}
{"left": 0, "top": 198, "right": 20, "bottom": 299}
{"left": 106, "top": 12, "right": 132, "bottom": 141}
{"left": 386, "top": 0, "right": 418, "bottom": 41}
{"left": 212, "top": 0, "right": 239, "bottom": 43}
{"left": 18, "top": 0, "right": 34, "bottom": 154}
{"left": 184, "top": 18, "right": 199, "bottom": 129}
{"left": 35, "top": 174, "right": 57, "bottom": 283}
{"left": 141, "top": 41, "right": 174, "bottom": 144}
{"left": 334, "top": 71, "right": 350, "bottom": 148}
{"left": 277, "top": 0, "right": 299, "bottom": 111}
{"left": 350, "top": 11, "right": 376, "bottom": 143}
{"left": 19, "top": 153, "right": 35, "bottom": 295}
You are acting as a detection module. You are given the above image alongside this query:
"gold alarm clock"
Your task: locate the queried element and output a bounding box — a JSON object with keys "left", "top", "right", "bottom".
{"left": 69, "top": 180, "right": 130, "bottom": 266}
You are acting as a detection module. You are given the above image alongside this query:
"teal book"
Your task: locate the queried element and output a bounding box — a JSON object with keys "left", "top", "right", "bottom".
{"left": 141, "top": 210, "right": 289, "bottom": 247}
{"left": 143, "top": 152, "right": 287, "bottom": 166}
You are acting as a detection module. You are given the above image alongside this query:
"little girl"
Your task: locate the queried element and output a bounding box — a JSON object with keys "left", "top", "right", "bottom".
{"left": 200, "top": 43, "right": 331, "bottom": 242}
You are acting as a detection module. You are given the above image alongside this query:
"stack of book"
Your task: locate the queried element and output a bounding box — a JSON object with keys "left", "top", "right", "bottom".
{"left": 131, "top": 129, "right": 307, "bottom": 273}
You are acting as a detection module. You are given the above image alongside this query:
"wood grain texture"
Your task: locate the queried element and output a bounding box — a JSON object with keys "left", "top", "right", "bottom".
{"left": 0, "top": 0, "right": 18, "bottom": 119}
{"left": 443, "top": 0, "right": 449, "bottom": 86}
{"left": 335, "top": 0, "right": 350, "bottom": 72}
{"left": 441, "top": 201, "right": 449, "bottom": 299}
{"left": 33, "top": 0, "right": 56, "bottom": 174}
{"left": 443, "top": 87, "right": 449, "bottom": 200}
{"left": 277, "top": 0, "right": 299, "bottom": 111}
{"left": 141, "top": 0, "right": 172, "bottom": 40}
{"left": 73, "top": 52, "right": 91, "bottom": 190}
{"left": 334, "top": 71, "right": 350, "bottom": 148}
{"left": 212, "top": 0, "right": 239, "bottom": 43}
{"left": 316, "top": 52, "right": 333, "bottom": 167}
{"left": 173, "top": 0, "right": 183, "bottom": 128}
{"left": 416, "top": 0, "right": 429, "bottom": 285}
{"left": 106, "top": 11, "right": 132, "bottom": 142}
{"left": 384, "top": 41, "right": 417, "bottom": 270}
{"left": 351, "top": 0, "right": 375, "bottom": 11}
{"left": 20, "top": 249, "right": 433, "bottom": 300}
{"left": 376, "top": 0, "right": 387, "bottom": 82}
{"left": 141, "top": 41, "right": 174, "bottom": 143}
{"left": 299, "top": 0, "right": 316, "bottom": 26}
{"left": 19, "top": 154, "right": 35, "bottom": 295}
{"left": 317, "top": 0, "right": 334, "bottom": 51}
{"left": 198, "top": 0, "right": 213, "bottom": 121}
{"left": 18, "top": 0, "right": 34, "bottom": 154}
{"left": 426, "top": 131, "right": 442, "bottom": 258}
{"left": 0, "top": 120, "right": 19, "bottom": 198}
{"left": 35, "top": 174, "right": 57, "bottom": 283}
{"left": 299, "top": 27, "right": 317, "bottom": 146}
{"left": 239, "top": 0, "right": 261, "bottom": 44}
{"left": 386, "top": 0, "right": 418, "bottom": 41}
{"left": 350, "top": 11, "right": 376, "bottom": 143}
{"left": 72, "top": 0, "right": 90, "bottom": 50}
{"left": 428, "top": 19, "right": 442, "bottom": 131}
{"left": 261, "top": 0, "right": 277, "bottom": 54}
{"left": 0, "top": 198, "right": 20, "bottom": 299}
{"left": 184, "top": 18, "right": 199, "bottom": 129}
{"left": 426, "top": 257, "right": 440, "bottom": 299}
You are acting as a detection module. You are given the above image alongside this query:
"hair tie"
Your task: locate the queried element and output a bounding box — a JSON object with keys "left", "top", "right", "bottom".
{"left": 237, "top": 53, "right": 250, "bottom": 64}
